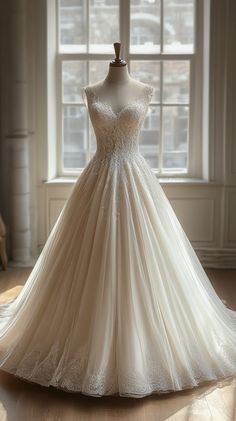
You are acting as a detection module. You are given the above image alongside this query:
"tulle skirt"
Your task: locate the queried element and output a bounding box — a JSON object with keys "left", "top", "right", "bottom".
{"left": 0, "top": 152, "right": 235, "bottom": 398}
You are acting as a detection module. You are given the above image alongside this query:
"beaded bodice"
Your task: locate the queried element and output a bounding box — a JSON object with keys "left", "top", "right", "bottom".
{"left": 82, "top": 83, "right": 154, "bottom": 163}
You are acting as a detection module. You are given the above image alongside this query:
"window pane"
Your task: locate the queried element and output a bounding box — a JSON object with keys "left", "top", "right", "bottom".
{"left": 63, "top": 61, "right": 87, "bottom": 103}
{"left": 163, "top": 0, "right": 195, "bottom": 53}
{"left": 130, "top": 61, "right": 160, "bottom": 102}
{"left": 90, "top": 0, "right": 119, "bottom": 53}
{"left": 140, "top": 106, "right": 160, "bottom": 168}
{"left": 59, "top": 0, "right": 87, "bottom": 52}
{"left": 62, "top": 61, "right": 108, "bottom": 104}
{"left": 89, "top": 61, "right": 108, "bottom": 84}
{"left": 130, "top": 0, "right": 160, "bottom": 54}
{"left": 59, "top": 0, "right": 119, "bottom": 53}
{"left": 163, "top": 61, "right": 190, "bottom": 104}
{"left": 163, "top": 152, "right": 187, "bottom": 171}
{"left": 63, "top": 106, "right": 87, "bottom": 169}
{"left": 162, "top": 106, "right": 188, "bottom": 171}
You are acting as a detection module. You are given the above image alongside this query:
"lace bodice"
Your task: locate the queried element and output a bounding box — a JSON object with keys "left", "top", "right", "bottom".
{"left": 82, "top": 83, "right": 154, "bottom": 164}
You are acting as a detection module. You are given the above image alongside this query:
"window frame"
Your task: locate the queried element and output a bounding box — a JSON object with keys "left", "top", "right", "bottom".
{"left": 54, "top": 0, "right": 208, "bottom": 179}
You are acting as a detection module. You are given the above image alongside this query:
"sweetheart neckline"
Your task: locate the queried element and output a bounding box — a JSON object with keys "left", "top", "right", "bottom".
{"left": 92, "top": 98, "right": 147, "bottom": 118}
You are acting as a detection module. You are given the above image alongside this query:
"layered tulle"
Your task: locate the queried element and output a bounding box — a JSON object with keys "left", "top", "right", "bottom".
{"left": 0, "top": 151, "right": 235, "bottom": 397}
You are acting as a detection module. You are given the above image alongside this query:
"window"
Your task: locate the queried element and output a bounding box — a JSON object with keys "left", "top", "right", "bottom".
{"left": 56, "top": 0, "right": 207, "bottom": 177}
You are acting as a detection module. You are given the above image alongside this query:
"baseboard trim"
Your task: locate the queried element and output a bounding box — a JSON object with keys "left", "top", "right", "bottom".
{"left": 196, "top": 248, "right": 236, "bottom": 268}
{"left": 6, "top": 248, "right": 236, "bottom": 270}
{"left": 7, "top": 259, "right": 37, "bottom": 269}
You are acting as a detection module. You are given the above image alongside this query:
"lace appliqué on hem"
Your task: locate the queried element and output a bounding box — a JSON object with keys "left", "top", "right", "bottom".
{"left": 2, "top": 340, "right": 236, "bottom": 397}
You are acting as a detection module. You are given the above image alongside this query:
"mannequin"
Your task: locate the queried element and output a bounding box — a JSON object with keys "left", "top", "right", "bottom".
{"left": 83, "top": 42, "right": 151, "bottom": 114}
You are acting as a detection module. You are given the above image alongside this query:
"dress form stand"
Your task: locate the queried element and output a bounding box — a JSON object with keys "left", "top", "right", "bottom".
{"left": 104, "top": 42, "right": 131, "bottom": 85}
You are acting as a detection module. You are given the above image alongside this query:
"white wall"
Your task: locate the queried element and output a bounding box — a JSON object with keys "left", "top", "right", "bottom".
{"left": 0, "top": 0, "right": 236, "bottom": 267}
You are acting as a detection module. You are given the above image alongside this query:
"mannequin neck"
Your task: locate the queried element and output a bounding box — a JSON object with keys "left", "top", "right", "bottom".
{"left": 104, "top": 64, "right": 131, "bottom": 84}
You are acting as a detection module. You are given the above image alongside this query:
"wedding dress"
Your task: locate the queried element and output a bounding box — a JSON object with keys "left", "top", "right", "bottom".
{"left": 0, "top": 82, "right": 235, "bottom": 398}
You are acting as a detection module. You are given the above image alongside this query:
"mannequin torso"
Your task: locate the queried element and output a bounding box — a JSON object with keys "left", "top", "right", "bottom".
{"left": 83, "top": 63, "right": 152, "bottom": 115}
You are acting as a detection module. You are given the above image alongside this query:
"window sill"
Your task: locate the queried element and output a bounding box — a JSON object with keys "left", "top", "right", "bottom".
{"left": 45, "top": 176, "right": 221, "bottom": 187}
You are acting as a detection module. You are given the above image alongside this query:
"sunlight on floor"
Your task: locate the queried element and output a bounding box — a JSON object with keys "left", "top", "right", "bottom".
{"left": 0, "top": 286, "right": 22, "bottom": 305}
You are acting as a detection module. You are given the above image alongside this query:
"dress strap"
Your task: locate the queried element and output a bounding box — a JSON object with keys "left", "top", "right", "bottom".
{"left": 144, "top": 84, "right": 155, "bottom": 104}
{"left": 81, "top": 86, "right": 96, "bottom": 109}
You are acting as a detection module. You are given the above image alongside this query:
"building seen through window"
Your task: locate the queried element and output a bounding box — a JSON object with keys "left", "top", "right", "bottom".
{"left": 59, "top": 0, "right": 194, "bottom": 174}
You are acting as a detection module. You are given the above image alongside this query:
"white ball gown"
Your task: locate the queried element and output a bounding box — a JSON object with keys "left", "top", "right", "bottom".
{"left": 0, "top": 82, "right": 235, "bottom": 399}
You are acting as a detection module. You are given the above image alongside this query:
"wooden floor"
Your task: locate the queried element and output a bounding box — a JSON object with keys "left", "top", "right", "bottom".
{"left": 0, "top": 268, "right": 235, "bottom": 421}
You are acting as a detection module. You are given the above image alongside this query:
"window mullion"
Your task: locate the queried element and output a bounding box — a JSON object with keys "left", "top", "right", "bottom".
{"left": 56, "top": 0, "right": 63, "bottom": 175}
{"left": 87, "top": 0, "right": 89, "bottom": 53}
{"left": 187, "top": 56, "right": 194, "bottom": 175}
{"left": 159, "top": 60, "right": 163, "bottom": 174}
{"left": 87, "top": 60, "right": 90, "bottom": 163}
{"left": 58, "top": 56, "right": 63, "bottom": 175}
{"left": 120, "top": 0, "right": 130, "bottom": 63}
{"left": 160, "top": 0, "right": 163, "bottom": 174}
{"left": 160, "top": 0, "right": 163, "bottom": 54}
{"left": 129, "top": 54, "right": 193, "bottom": 61}
{"left": 56, "top": 0, "right": 60, "bottom": 52}
{"left": 193, "top": 0, "right": 197, "bottom": 55}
